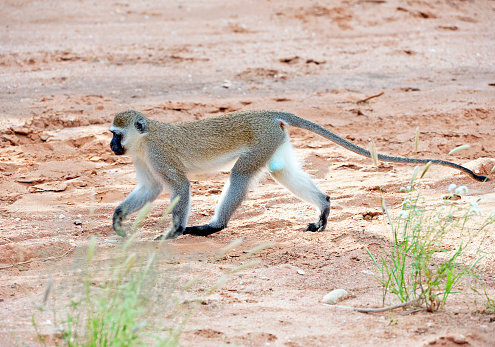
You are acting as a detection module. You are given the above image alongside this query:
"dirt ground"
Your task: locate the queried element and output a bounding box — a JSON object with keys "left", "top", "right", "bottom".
{"left": 1, "top": 0, "right": 495, "bottom": 345}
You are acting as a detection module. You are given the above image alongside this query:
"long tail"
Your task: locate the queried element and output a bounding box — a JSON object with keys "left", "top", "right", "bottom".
{"left": 278, "top": 112, "right": 489, "bottom": 182}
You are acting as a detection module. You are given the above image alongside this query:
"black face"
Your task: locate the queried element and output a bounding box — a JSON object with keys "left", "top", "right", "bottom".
{"left": 110, "top": 131, "right": 125, "bottom": 155}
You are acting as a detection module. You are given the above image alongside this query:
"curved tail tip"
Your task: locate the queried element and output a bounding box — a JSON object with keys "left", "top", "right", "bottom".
{"left": 473, "top": 174, "right": 490, "bottom": 182}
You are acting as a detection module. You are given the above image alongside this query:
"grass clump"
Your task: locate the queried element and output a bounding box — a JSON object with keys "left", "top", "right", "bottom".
{"left": 33, "top": 198, "right": 271, "bottom": 346}
{"left": 366, "top": 145, "right": 495, "bottom": 312}
{"left": 62, "top": 236, "right": 161, "bottom": 346}
{"left": 34, "top": 233, "right": 182, "bottom": 346}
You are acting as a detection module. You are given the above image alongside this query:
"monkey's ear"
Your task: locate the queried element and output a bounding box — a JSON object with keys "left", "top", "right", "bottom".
{"left": 135, "top": 118, "right": 147, "bottom": 133}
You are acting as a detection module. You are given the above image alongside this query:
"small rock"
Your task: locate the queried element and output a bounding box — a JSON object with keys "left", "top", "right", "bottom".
{"left": 74, "top": 220, "right": 82, "bottom": 226}
{"left": 322, "top": 289, "right": 349, "bottom": 305}
{"left": 297, "top": 269, "right": 305, "bottom": 275}
{"left": 29, "top": 182, "right": 68, "bottom": 193}
{"left": 221, "top": 80, "right": 231, "bottom": 88}
{"left": 12, "top": 127, "right": 32, "bottom": 135}
{"left": 16, "top": 175, "right": 45, "bottom": 184}
{"left": 361, "top": 269, "right": 374, "bottom": 275}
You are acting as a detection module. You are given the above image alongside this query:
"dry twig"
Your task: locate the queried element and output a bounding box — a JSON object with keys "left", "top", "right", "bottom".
{"left": 332, "top": 298, "right": 421, "bottom": 313}
{"left": 357, "top": 91, "right": 384, "bottom": 104}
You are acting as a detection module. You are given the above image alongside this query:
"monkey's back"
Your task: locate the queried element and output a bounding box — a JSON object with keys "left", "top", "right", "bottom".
{"left": 150, "top": 110, "right": 290, "bottom": 172}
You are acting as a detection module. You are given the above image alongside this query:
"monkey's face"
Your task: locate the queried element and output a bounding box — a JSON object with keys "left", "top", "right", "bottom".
{"left": 110, "top": 110, "right": 149, "bottom": 156}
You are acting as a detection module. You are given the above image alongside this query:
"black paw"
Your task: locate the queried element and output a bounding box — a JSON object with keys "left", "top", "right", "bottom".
{"left": 304, "top": 223, "right": 323, "bottom": 232}
{"left": 304, "top": 205, "right": 329, "bottom": 232}
{"left": 184, "top": 224, "right": 225, "bottom": 236}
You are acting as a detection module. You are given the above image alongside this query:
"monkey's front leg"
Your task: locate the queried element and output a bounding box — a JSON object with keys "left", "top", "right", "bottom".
{"left": 113, "top": 185, "right": 163, "bottom": 236}
{"left": 154, "top": 178, "right": 191, "bottom": 240}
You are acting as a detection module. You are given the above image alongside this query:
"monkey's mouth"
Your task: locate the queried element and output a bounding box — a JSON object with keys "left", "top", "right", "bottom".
{"left": 110, "top": 145, "right": 126, "bottom": 155}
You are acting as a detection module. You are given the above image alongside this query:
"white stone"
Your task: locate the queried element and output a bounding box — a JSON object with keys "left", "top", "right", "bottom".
{"left": 322, "top": 289, "right": 349, "bottom": 305}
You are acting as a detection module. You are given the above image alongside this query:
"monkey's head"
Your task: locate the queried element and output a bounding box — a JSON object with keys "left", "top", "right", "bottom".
{"left": 110, "top": 110, "right": 148, "bottom": 156}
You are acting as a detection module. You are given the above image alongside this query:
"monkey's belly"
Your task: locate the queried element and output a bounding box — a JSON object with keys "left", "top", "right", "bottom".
{"left": 183, "top": 149, "right": 246, "bottom": 173}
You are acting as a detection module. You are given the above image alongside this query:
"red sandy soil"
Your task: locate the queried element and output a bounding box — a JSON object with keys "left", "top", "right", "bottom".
{"left": 1, "top": 0, "right": 495, "bottom": 345}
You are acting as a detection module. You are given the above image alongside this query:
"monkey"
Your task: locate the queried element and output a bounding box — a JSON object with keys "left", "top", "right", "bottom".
{"left": 109, "top": 109, "right": 489, "bottom": 239}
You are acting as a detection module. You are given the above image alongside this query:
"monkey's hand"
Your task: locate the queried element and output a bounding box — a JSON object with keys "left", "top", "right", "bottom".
{"left": 114, "top": 227, "right": 127, "bottom": 237}
{"left": 112, "top": 208, "right": 128, "bottom": 237}
{"left": 113, "top": 224, "right": 127, "bottom": 237}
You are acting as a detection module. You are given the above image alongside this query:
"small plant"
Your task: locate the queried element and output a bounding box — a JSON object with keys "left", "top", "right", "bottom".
{"left": 368, "top": 180, "right": 494, "bottom": 311}
{"left": 472, "top": 285, "right": 495, "bottom": 313}
{"left": 65, "top": 237, "right": 158, "bottom": 346}
{"left": 366, "top": 144, "right": 495, "bottom": 312}
{"left": 33, "top": 202, "right": 181, "bottom": 347}
{"left": 31, "top": 199, "right": 182, "bottom": 346}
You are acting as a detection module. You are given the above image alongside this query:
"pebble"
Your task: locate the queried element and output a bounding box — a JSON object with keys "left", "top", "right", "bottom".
{"left": 361, "top": 269, "right": 374, "bottom": 275}
{"left": 322, "top": 289, "right": 349, "bottom": 305}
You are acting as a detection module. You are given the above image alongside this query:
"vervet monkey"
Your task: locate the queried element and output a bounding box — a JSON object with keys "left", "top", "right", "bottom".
{"left": 110, "top": 109, "right": 489, "bottom": 239}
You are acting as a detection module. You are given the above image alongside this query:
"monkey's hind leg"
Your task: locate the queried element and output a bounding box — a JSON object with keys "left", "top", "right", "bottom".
{"left": 269, "top": 141, "right": 330, "bottom": 232}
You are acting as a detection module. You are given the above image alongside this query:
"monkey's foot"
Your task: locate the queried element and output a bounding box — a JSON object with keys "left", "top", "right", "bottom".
{"left": 154, "top": 232, "right": 180, "bottom": 241}
{"left": 303, "top": 206, "right": 329, "bottom": 232}
{"left": 184, "top": 224, "right": 226, "bottom": 236}
{"left": 304, "top": 222, "right": 326, "bottom": 232}
{"left": 154, "top": 226, "right": 185, "bottom": 240}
